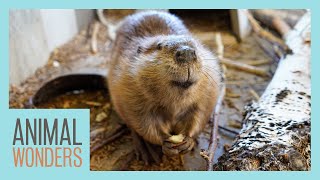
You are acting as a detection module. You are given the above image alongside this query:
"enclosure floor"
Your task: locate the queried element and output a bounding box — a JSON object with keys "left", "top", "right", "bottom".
{"left": 10, "top": 10, "right": 273, "bottom": 170}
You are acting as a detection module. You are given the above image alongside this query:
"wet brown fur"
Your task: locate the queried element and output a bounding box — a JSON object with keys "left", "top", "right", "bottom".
{"left": 108, "top": 11, "right": 222, "bottom": 145}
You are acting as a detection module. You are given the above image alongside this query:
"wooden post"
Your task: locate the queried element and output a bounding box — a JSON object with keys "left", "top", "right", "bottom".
{"left": 230, "top": 9, "right": 251, "bottom": 41}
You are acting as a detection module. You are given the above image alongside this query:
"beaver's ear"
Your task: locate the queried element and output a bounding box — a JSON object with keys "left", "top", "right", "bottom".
{"left": 137, "top": 46, "right": 142, "bottom": 54}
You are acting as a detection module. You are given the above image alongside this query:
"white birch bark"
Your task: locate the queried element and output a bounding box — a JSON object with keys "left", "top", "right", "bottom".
{"left": 214, "top": 12, "right": 311, "bottom": 171}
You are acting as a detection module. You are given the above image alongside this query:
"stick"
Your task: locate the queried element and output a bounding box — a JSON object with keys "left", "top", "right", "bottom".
{"left": 272, "top": 17, "right": 291, "bottom": 38}
{"left": 96, "top": 9, "right": 120, "bottom": 41}
{"left": 90, "top": 127, "right": 106, "bottom": 138}
{"left": 90, "top": 125, "right": 127, "bottom": 153}
{"left": 218, "top": 125, "right": 239, "bottom": 135}
{"left": 215, "top": 33, "right": 228, "bottom": 74}
{"left": 203, "top": 32, "right": 226, "bottom": 171}
{"left": 226, "top": 92, "right": 240, "bottom": 98}
{"left": 248, "top": 88, "right": 260, "bottom": 101}
{"left": 246, "top": 11, "right": 291, "bottom": 54}
{"left": 253, "top": 34, "right": 282, "bottom": 61}
{"left": 251, "top": 9, "right": 304, "bottom": 28}
{"left": 245, "top": 59, "right": 270, "bottom": 66}
{"left": 96, "top": 9, "right": 109, "bottom": 27}
{"left": 206, "top": 84, "right": 225, "bottom": 171}
{"left": 91, "top": 22, "right": 100, "bottom": 54}
{"left": 225, "top": 81, "right": 244, "bottom": 85}
{"left": 220, "top": 58, "right": 269, "bottom": 77}
{"left": 251, "top": 10, "right": 292, "bottom": 38}
{"left": 215, "top": 33, "right": 224, "bottom": 59}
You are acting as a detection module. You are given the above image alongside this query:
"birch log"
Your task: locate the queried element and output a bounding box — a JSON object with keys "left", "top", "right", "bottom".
{"left": 213, "top": 12, "right": 311, "bottom": 171}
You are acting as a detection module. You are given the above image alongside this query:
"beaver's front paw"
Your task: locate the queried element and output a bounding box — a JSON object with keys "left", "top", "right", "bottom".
{"left": 162, "top": 136, "right": 195, "bottom": 156}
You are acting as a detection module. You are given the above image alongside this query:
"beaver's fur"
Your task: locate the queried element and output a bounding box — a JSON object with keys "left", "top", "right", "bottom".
{"left": 108, "top": 11, "right": 222, "bottom": 151}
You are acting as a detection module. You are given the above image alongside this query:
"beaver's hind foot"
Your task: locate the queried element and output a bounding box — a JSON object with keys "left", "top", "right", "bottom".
{"left": 131, "top": 131, "right": 162, "bottom": 165}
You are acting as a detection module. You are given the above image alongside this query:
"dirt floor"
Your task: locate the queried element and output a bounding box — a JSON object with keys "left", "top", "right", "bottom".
{"left": 10, "top": 10, "right": 275, "bottom": 170}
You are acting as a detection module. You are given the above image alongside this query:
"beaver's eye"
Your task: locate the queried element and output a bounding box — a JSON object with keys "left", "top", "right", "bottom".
{"left": 157, "top": 43, "right": 162, "bottom": 50}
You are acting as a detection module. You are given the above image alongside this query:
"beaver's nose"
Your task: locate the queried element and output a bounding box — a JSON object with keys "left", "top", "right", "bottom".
{"left": 175, "top": 46, "right": 196, "bottom": 63}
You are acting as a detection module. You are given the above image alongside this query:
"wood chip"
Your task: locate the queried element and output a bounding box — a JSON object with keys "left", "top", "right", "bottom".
{"left": 85, "top": 101, "right": 102, "bottom": 106}
{"left": 226, "top": 88, "right": 241, "bottom": 98}
{"left": 226, "top": 92, "right": 240, "bottom": 98}
{"left": 90, "top": 127, "right": 106, "bottom": 137}
{"left": 95, "top": 112, "right": 108, "bottom": 122}
{"left": 223, "top": 144, "right": 231, "bottom": 152}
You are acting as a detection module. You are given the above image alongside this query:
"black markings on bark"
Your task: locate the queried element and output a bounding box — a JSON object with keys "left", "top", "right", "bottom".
{"left": 275, "top": 89, "right": 291, "bottom": 102}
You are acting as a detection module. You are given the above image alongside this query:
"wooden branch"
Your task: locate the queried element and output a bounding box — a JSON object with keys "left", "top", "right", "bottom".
{"left": 97, "top": 9, "right": 108, "bottom": 27}
{"left": 246, "top": 11, "right": 291, "bottom": 54}
{"left": 245, "top": 59, "right": 270, "bottom": 66}
{"left": 96, "top": 9, "right": 120, "bottom": 41}
{"left": 201, "top": 32, "right": 226, "bottom": 171}
{"left": 206, "top": 83, "right": 225, "bottom": 171}
{"left": 220, "top": 58, "right": 269, "bottom": 77}
{"left": 215, "top": 33, "right": 228, "bottom": 74}
{"left": 248, "top": 88, "right": 260, "bottom": 101}
{"left": 218, "top": 125, "right": 239, "bottom": 135}
{"left": 250, "top": 10, "right": 292, "bottom": 38}
{"left": 253, "top": 34, "right": 284, "bottom": 61}
{"left": 215, "top": 33, "right": 224, "bottom": 59}
{"left": 272, "top": 17, "right": 291, "bottom": 38}
{"left": 251, "top": 9, "right": 305, "bottom": 28}
{"left": 91, "top": 22, "right": 100, "bottom": 54}
{"left": 213, "top": 12, "right": 311, "bottom": 171}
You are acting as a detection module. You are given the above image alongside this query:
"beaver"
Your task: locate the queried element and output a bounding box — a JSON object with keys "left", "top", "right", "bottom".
{"left": 108, "top": 11, "right": 222, "bottom": 163}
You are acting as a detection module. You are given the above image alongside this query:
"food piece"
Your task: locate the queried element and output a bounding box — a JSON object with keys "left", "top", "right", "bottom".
{"left": 168, "top": 134, "right": 185, "bottom": 144}
{"left": 95, "top": 112, "right": 108, "bottom": 122}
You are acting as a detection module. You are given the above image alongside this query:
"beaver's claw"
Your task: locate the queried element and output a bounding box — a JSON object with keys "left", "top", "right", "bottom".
{"left": 162, "top": 136, "right": 195, "bottom": 156}
{"left": 131, "top": 131, "right": 162, "bottom": 165}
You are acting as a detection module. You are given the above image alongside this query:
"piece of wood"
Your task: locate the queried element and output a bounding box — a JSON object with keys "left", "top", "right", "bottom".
{"left": 220, "top": 58, "right": 269, "bottom": 77}
{"left": 248, "top": 88, "right": 260, "bottom": 101}
{"left": 96, "top": 9, "right": 125, "bottom": 41}
{"left": 272, "top": 17, "right": 291, "bottom": 38}
{"left": 246, "top": 11, "right": 291, "bottom": 54}
{"left": 250, "top": 10, "right": 292, "bottom": 38}
{"left": 215, "top": 33, "right": 228, "bottom": 78}
{"left": 201, "top": 32, "right": 226, "bottom": 171}
{"left": 91, "top": 22, "right": 100, "bottom": 54}
{"left": 218, "top": 125, "right": 239, "bottom": 135}
{"left": 253, "top": 34, "right": 283, "bottom": 61}
{"left": 213, "top": 12, "right": 311, "bottom": 171}
{"left": 245, "top": 59, "right": 270, "bottom": 66}
{"left": 206, "top": 83, "right": 225, "bottom": 171}
{"left": 215, "top": 33, "right": 224, "bottom": 59}
{"left": 251, "top": 9, "right": 306, "bottom": 28}
{"left": 230, "top": 9, "right": 252, "bottom": 41}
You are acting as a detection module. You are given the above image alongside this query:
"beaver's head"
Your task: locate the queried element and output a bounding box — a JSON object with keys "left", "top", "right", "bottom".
{"left": 135, "top": 35, "right": 208, "bottom": 93}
